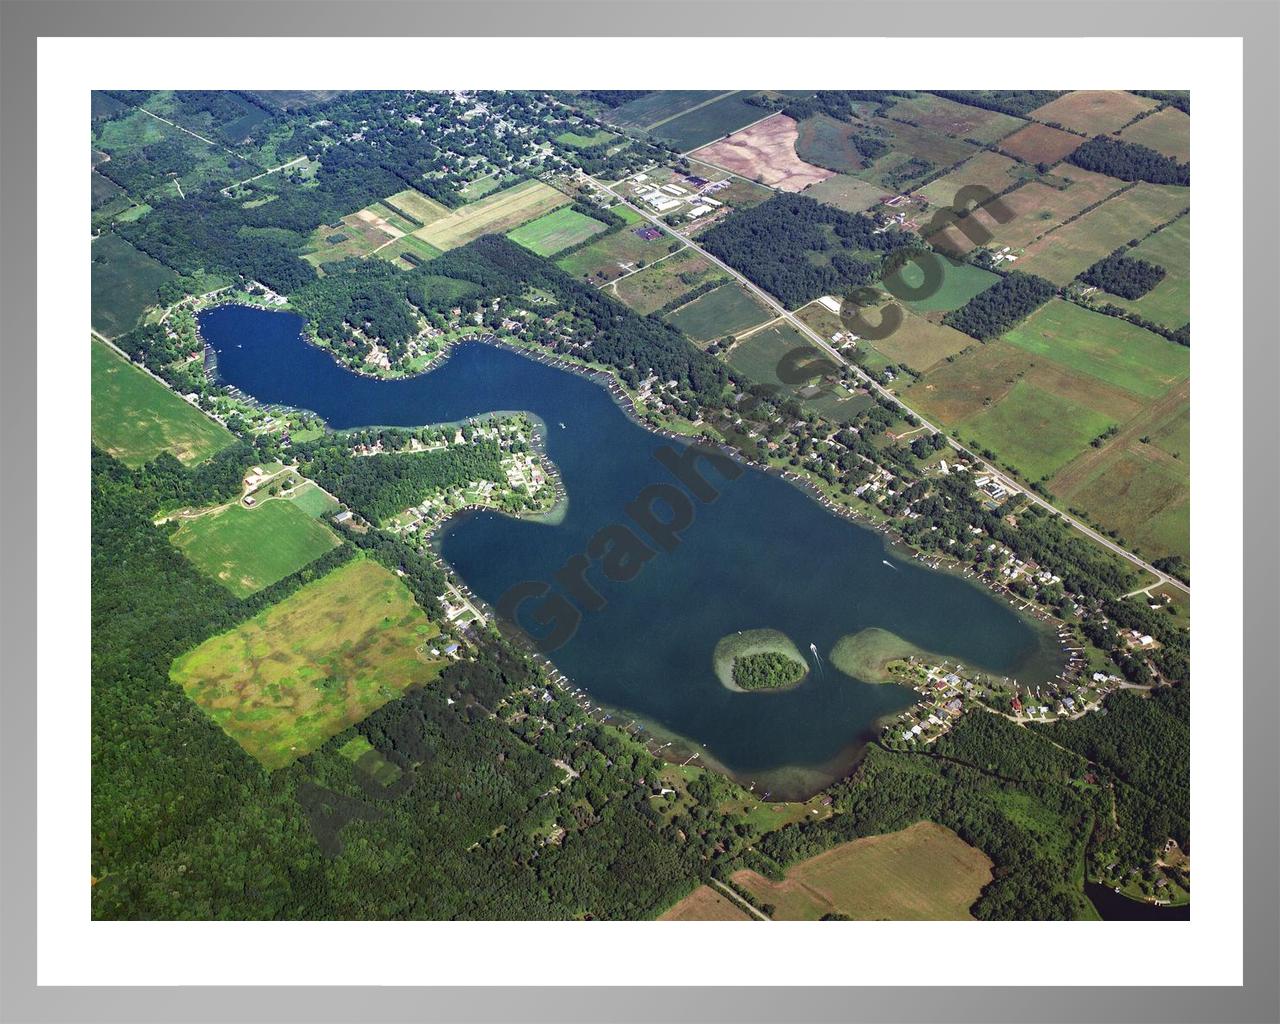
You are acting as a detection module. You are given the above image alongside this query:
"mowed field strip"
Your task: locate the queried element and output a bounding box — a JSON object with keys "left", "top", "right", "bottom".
{"left": 412, "top": 179, "right": 570, "bottom": 250}
{"left": 169, "top": 498, "right": 341, "bottom": 598}
{"left": 170, "top": 558, "right": 447, "bottom": 769}
{"left": 91, "top": 336, "right": 235, "bottom": 467}
{"left": 733, "top": 821, "right": 993, "bottom": 920}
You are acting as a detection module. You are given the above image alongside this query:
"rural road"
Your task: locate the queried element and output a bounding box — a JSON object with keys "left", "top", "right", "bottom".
{"left": 584, "top": 171, "right": 1190, "bottom": 598}
{"left": 710, "top": 878, "right": 771, "bottom": 921}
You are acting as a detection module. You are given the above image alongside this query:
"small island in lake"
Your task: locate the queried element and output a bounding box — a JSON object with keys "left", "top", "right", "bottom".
{"left": 830, "top": 628, "right": 949, "bottom": 684}
{"left": 713, "top": 629, "right": 809, "bottom": 693}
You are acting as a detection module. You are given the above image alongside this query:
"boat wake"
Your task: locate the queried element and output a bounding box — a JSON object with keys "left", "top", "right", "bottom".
{"left": 882, "top": 559, "right": 898, "bottom": 570}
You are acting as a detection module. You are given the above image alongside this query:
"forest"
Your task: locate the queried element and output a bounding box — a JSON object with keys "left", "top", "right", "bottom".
{"left": 1080, "top": 250, "right": 1167, "bottom": 298}
{"left": 930, "top": 90, "right": 1065, "bottom": 116}
{"left": 290, "top": 258, "right": 423, "bottom": 360}
{"left": 1068, "top": 136, "right": 1191, "bottom": 185}
{"left": 699, "top": 194, "right": 914, "bottom": 309}
{"left": 942, "top": 271, "right": 1057, "bottom": 340}
{"left": 300, "top": 440, "right": 507, "bottom": 524}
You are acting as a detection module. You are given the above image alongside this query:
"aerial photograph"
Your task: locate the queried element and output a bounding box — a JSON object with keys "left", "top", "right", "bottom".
{"left": 90, "top": 88, "right": 1190, "bottom": 922}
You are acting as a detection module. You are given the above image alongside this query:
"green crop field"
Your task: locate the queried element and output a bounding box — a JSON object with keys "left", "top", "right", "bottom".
{"left": 1015, "top": 183, "right": 1189, "bottom": 285}
{"left": 1100, "top": 213, "right": 1189, "bottom": 329}
{"left": 413, "top": 179, "right": 570, "bottom": 251}
{"left": 556, "top": 225, "right": 679, "bottom": 283}
{"left": 506, "top": 206, "right": 609, "bottom": 256}
{"left": 169, "top": 498, "right": 341, "bottom": 598}
{"left": 604, "top": 90, "right": 723, "bottom": 131}
{"left": 91, "top": 337, "right": 234, "bottom": 467}
{"left": 664, "top": 282, "right": 774, "bottom": 343}
{"left": 372, "top": 233, "right": 444, "bottom": 269}
{"left": 611, "top": 248, "right": 726, "bottom": 315}
{"left": 286, "top": 480, "right": 341, "bottom": 518}
{"left": 1002, "top": 299, "right": 1188, "bottom": 400}
{"left": 725, "top": 320, "right": 814, "bottom": 382}
{"left": 881, "top": 258, "right": 1000, "bottom": 314}
{"left": 91, "top": 234, "right": 178, "bottom": 338}
{"left": 1119, "top": 106, "right": 1190, "bottom": 163}
{"left": 649, "top": 91, "right": 766, "bottom": 151}
{"left": 733, "top": 821, "right": 992, "bottom": 920}
{"left": 170, "top": 558, "right": 447, "bottom": 769}
{"left": 956, "top": 378, "right": 1117, "bottom": 481}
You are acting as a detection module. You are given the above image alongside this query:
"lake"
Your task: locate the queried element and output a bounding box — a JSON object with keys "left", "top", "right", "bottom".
{"left": 200, "top": 304, "right": 1064, "bottom": 798}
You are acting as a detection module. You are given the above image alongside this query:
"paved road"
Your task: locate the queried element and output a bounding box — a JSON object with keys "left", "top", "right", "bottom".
{"left": 584, "top": 172, "right": 1189, "bottom": 598}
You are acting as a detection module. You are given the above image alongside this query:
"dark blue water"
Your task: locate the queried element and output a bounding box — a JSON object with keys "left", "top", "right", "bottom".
{"left": 201, "top": 304, "right": 1063, "bottom": 797}
{"left": 1085, "top": 884, "right": 1190, "bottom": 921}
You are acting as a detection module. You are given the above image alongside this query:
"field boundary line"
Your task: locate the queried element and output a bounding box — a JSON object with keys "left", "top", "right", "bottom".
{"left": 641, "top": 90, "right": 738, "bottom": 132}
{"left": 710, "top": 879, "right": 770, "bottom": 921}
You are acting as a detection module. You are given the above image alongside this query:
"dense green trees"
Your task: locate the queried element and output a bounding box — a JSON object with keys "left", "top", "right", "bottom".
{"left": 290, "top": 259, "right": 422, "bottom": 359}
{"left": 700, "top": 194, "right": 914, "bottom": 308}
{"left": 732, "top": 652, "right": 805, "bottom": 690}
{"left": 931, "top": 90, "right": 1066, "bottom": 117}
{"left": 1068, "top": 136, "right": 1190, "bottom": 185}
{"left": 943, "top": 271, "right": 1057, "bottom": 340}
{"left": 1080, "top": 251, "right": 1167, "bottom": 298}
{"left": 301, "top": 441, "right": 507, "bottom": 524}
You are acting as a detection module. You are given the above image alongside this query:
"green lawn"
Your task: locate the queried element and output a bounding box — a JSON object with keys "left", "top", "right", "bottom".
{"left": 169, "top": 498, "right": 340, "bottom": 598}
{"left": 958, "top": 378, "right": 1116, "bottom": 481}
{"left": 1002, "top": 299, "right": 1188, "bottom": 400}
{"left": 91, "top": 337, "right": 235, "bottom": 467}
{"left": 506, "top": 206, "right": 609, "bottom": 257}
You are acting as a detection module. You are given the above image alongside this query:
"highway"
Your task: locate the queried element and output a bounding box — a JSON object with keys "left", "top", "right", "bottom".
{"left": 584, "top": 171, "right": 1190, "bottom": 597}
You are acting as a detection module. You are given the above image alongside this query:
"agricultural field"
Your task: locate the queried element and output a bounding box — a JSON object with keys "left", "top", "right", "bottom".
{"left": 611, "top": 248, "right": 726, "bottom": 314}
{"left": 917, "top": 150, "right": 1028, "bottom": 208}
{"left": 1096, "top": 213, "right": 1190, "bottom": 329}
{"left": 834, "top": 116, "right": 981, "bottom": 191}
{"left": 1047, "top": 381, "right": 1190, "bottom": 563}
{"left": 1119, "top": 106, "right": 1190, "bottom": 163}
{"left": 733, "top": 821, "right": 993, "bottom": 920}
{"left": 724, "top": 321, "right": 870, "bottom": 420}
{"left": 303, "top": 208, "right": 402, "bottom": 268}
{"left": 864, "top": 307, "right": 977, "bottom": 371}
{"left": 956, "top": 378, "right": 1117, "bottom": 481}
{"left": 91, "top": 337, "right": 235, "bottom": 467}
{"left": 91, "top": 234, "right": 179, "bottom": 338}
{"left": 169, "top": 497, "right": 341, "bottom": 598}
{"left": 169, "top": 558, "right": 447, "bottom": 769}
{"left": 412, "top": 179, "right": 570, "bottom": 251}
{"left": 998, "top": 122, "right": 1085, "bottom": 165}
{"left": 649, "top": 91, "right": 770, "bottom": 152}
{"left": 883, "top": 93, "right": 1025, "bottom": 144}
{"left": 1015, "top": 182, "right": 1189, "bottom": 285}
{"left": 1002, "top": 300, "right": 1188, "bottom": 401}
{"left": 791, "top": 112, "right": 871, "bottom": 175}
{"left": 658, "top": 885, "right": 754, "bottom": 921}
{"left": 800, "top": 174, "right": 884, "bottom": 213}
{"left": 664, "top": 282, "right": 775, "bottom": 343}
{"left": 506, "top": 206, "right": 609, "bottom": 257}
{"left": 373, "top": 233, "right": 444, "bottom": 270}
{"left": 692, "top": 113, "right": 834, "bottom": 192}
{"left": 381, "top": 188, "right": 453, "bottom": 228}
{"left": 556, "top": 223, "right": 680, "bottom": 284}
{"left": 1029, "top": 90, "right": 1159, "bottom": 135}
{"left": 881, "top": 257, "right": 1000, "bottom": 314}
{"left": 927, "top": 166, "right": 1125, "bottom": 255}
{"left": 602, "top": 90, "right": 723, "bottom": 131}
{"left": 337, "top": 734, "right": 403, "bottom": 787}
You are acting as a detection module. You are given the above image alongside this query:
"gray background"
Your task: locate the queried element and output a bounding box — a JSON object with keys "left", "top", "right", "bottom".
{"left": 1, "top": 1, "right": 1276, "bottom": 1021}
